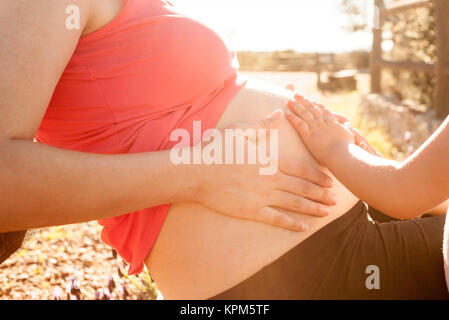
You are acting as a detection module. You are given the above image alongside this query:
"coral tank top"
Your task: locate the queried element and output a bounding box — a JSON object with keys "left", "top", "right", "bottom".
{"left": 36, "top": 0, "right": 246, "bottom": 274}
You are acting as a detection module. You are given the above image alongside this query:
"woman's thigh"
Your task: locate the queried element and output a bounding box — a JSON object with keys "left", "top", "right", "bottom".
{"left": 145, "top": 79, "right": 358, "bottom": 299}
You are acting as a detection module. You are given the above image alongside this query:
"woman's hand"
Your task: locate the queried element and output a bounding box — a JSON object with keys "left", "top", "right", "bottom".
{"left": 194, "top": 110, "right": 337, "bottom": 232}
{"left": 285, "top": 95, "right": 355, "bottom": 166}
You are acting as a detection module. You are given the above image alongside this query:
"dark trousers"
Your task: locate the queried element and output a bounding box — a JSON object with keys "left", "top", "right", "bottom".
{"left": 212, "top": 202, "right": 449, "bottom": 300}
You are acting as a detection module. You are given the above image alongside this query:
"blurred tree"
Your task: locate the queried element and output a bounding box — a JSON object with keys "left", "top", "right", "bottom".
{"left": 384, "top": 1, "right": 436, "bottom": 107}
{"left": 341, "top": 0, "right": 437, "bottom": 108}
{"left": 340, "top": 0, "right": 370, "bottom": 32}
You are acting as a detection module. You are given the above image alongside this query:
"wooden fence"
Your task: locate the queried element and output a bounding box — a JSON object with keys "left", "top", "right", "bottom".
{"left": 371, "top": 0, "right": 449, "bottom": 117}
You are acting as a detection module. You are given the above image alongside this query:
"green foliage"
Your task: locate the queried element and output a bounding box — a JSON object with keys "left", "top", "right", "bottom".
{"left": 123, "top": 268, "right": 159, "bottom": 300}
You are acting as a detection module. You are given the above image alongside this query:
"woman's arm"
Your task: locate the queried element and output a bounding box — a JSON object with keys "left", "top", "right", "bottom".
{"left": 0, "top": 0, "right": 194, "bottom": 231}
{"left": 286, "top": 94, "right": 449, "bottom": 219}
{"left": 0, "top": 0, "right": 335, "bottom": 232}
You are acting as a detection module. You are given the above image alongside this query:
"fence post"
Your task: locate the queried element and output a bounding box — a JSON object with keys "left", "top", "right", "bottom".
{"left": 371, "top": 0, "right": 384, "bottom": 93}
{"left": 435, "top": 0, "right": 449, "bottom": 118}
{"left": 315, "top": 53, "right": 322, "bottom": 88}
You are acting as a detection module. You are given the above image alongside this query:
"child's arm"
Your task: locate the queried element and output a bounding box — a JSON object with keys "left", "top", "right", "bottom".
{"left": 286, "top": 94, "right": 449, "bottom": 219}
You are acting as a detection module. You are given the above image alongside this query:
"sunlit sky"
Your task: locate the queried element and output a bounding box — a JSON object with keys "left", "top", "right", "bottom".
{"left": 170, "top": 0, "right": 373, "bottom": 53}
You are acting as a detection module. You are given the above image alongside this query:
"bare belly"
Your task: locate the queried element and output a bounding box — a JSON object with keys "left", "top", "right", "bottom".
{"left": 145, "top": 78, "right": 358, "bottom": 299}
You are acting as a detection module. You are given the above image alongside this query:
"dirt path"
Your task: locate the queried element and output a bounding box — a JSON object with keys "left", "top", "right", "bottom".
{"left": 0, "top": 222, "right": 159, "bottom": 300}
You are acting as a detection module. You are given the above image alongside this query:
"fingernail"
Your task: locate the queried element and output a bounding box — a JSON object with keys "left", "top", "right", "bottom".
{"left": 299, "top": 222, "right": 309, "bottom": 231}
{"left": 321, "top": 206, "right": 331, "bottom": 216}
{"left": 267, "top": 109, "right": 283, "bottom": 120}
{"left": 294, "top": 93, "right": 304, "bottom": 100}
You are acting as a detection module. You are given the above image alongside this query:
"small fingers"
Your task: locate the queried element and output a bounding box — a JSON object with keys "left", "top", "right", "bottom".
{"left": 258, "top": 206, "right": 308, "bottom": 231}
{"left": 286, "top": 112, "right": 310, "bottom": 137}
{"left": 321, "top": 109, "right": 336, "bottom": 123}
{"left": 270, "top": 190, "right": 332, "bottom": 217}
{"left": 360, "top": 141, "right": 369, "bottom": 151}
{"left": 279, "top": 156, "right": 333, "bottom": 188}
{"left": 285, "top": 83, "right": 295, "bottom": 92}
{"left": 351, "top": 127, "right": 363, "bottom": 137}
{"left": 352, "top": 129, "right": 366, "bottom": 147}
{"left": 287, "top": 100, "right": 315, "bottom": 124}
{"left": 331, "top": 112, "right": 351, "bottom": 125}
{"left": 305, "top": 98, "right": 350, "bottom": 125}
{"left": 293, "top": 94, "right": 322, "bottom": 120}
{"left": 350, "top": 128, "right": 372, "bottom": 149}
{"left": 361, "top": 140, "right": 379, "bottom": 155}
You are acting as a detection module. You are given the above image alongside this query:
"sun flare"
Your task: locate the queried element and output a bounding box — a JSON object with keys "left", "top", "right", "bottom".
{"left": 170, "top": 0, "right": 372, "bottom": 53}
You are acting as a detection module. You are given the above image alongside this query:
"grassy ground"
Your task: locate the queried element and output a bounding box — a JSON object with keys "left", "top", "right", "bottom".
{"left": 0, "top": 71, "right": 396, "bottom": 300}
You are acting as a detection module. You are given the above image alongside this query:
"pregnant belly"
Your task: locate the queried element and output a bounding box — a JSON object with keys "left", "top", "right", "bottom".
{"left": 145, "top": 78, "right": 359, "bottom": 299}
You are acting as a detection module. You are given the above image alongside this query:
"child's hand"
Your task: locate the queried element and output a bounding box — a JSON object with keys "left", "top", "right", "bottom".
{"left": 286, "top": 95, "right": 355, "bottom": 166}
{"left": 311, "top": 103, "right": 381, "bottom": 156}
{"left": 284, "top": 85, "right": 380, "bottom": 156}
